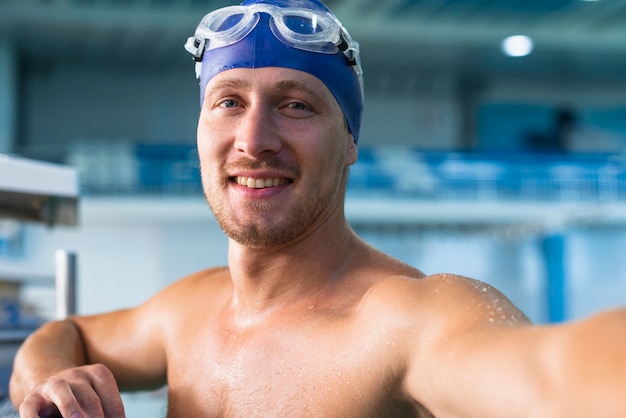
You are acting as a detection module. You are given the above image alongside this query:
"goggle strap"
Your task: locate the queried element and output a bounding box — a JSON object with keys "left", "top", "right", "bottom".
{"left": 336, "top": 36, "right": 348, "bottom": 52}
{"left": 336, "top": 34, "right": 357, "bottom": 66}
{"left": 194, "top": 38, "right": 205, "bottom": 62}
{"left": 184, "top": 36, "right": 205, "bottom": 62}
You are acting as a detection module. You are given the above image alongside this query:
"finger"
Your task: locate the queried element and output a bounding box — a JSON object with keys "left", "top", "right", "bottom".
{"left": 46, "top": 377, "right": 93, "bottom": 418}
{"left": 87, "top": 365, "right": 126, "bottom": 418}
{"left": 18, "top": 394, "right": 61, "bottom": 418}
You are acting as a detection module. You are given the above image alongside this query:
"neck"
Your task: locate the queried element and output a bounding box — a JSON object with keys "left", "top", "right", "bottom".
{"left": 226, "top": 213, "right": 359, "bottom": 316}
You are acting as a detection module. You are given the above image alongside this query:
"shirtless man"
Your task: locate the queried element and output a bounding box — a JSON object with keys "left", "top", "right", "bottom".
{"left": 10, "top": 0, "right": 626, "bottom": 417}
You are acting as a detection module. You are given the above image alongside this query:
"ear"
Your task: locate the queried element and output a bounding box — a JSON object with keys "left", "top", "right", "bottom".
{"left": 345, "top": 134, "right": 358, "bottom": 166}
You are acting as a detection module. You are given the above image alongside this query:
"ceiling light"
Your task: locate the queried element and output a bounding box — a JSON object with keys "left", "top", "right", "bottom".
{"left": 501, "top": 35, "right": 534, "bottom": 57}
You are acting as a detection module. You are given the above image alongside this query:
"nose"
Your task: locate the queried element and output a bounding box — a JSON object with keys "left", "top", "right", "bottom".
{"left": 233, "top": 104, "right": 283, "bottom": 157}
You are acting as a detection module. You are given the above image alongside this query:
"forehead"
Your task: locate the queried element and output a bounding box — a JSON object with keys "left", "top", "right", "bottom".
{"left": 206, "top": 67, "right": 336, "bottom": 102}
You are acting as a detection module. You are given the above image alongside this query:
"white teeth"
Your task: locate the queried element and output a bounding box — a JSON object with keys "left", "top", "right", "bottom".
{"left": 235, "top": 176, "right": 286, "bottom": 189}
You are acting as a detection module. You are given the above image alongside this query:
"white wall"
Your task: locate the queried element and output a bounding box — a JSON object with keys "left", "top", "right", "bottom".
{"left": 20, "top": 198, "right": 228, "bottom": 316}
{"left": 567, "top": 227, "right": 626, "bottom": 318}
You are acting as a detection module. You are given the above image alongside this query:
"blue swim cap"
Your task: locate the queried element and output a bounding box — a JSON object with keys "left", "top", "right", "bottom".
{"left": 185, "top": 0, "right": 364, "bottom": 143}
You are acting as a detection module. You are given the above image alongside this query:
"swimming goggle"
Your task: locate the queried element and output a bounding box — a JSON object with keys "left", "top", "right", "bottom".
{"left": 184, "top": 3, "right": 362, "bottom": 84}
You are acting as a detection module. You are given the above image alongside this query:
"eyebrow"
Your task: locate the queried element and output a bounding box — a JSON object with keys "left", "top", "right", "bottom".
{"left": 207, "top": 78, "right": 251, "bottom": 93}
{"left": 274, "top": 79, "right": 313, "bottom": 92}
{"left": 207, "top": 77, "right": 326, "bottom": 101}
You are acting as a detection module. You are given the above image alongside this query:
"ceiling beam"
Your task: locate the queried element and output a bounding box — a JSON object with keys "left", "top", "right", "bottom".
{"left": 0, "top": 2, "right": 202, "bottom": 33}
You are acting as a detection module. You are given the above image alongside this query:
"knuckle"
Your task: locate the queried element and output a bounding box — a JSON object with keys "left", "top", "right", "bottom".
{"left": 106, "top": 402, "right": 127, "bottom": 417}
{"left": 18, "top": 402, "right": 41, "bottom": 418}
{"left": 59, "top": 367, "right": 87, "bottom": 382}
{"left": 55, "top": 396, "right": 78, "bottom": 412}
{"left": 45, "top": 375, "right": 69, "bottom": 391}
{"left": 80, "top": 392, "right": 105, "bottom": 415}
{"left": 18, "top": 395, "right": 37, "bottom": 414}
{"left": 89, "top": 363, "right": 115, "bottom": 381}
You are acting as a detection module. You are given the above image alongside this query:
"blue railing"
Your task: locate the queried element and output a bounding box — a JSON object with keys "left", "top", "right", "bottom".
{"left": 348, "top": 149, "right": 626, "bottom": 201}
{"left": 68, "top": 143, "right": 626, "bottom": 201}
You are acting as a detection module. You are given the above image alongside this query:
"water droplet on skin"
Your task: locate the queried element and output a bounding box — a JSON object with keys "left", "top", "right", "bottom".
{"left": 489, "top": 318, "right": 495, "bottom": 323}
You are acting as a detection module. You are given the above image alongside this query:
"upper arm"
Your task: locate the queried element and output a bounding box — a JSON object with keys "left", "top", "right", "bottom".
{"left": 71, "top": 302, "right": 167, "bottom": 391}
{"left": 70, "top": 267, "right": 229, "bottom": 391}
{"left": 395, "top": 274, "right": 547, "bottom": 417}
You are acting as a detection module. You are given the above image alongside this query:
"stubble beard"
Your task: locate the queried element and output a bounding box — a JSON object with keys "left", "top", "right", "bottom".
{"left": 204, "top": 159, "right": 346, "bottom": 249}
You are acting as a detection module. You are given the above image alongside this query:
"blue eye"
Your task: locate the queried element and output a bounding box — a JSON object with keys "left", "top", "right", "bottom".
{"left": 220, "top": 99, "right": 238, "bottom": 108}
{"left": 288, "top": 102, "right": 307, "bottom": 110}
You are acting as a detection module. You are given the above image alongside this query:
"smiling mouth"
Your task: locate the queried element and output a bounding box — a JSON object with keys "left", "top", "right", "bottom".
{"left": 233, "top": 176, "right": 292, "bottom": 189}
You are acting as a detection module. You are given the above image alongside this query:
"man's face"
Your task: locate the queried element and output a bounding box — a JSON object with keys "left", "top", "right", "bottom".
{"left": 197, "top": 67, "right": 357, "bottom": 248}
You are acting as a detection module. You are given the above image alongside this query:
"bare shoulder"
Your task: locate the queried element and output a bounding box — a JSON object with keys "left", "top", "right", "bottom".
{"left": 354, "top": 273, "right": 532, "bottom": 412}
{"left": 420, "top": 272, "right": 530, "bottom": 324}
{"left": 57, "top": 267, "right": 235, "bottom": 390}
{"left": 84, "top": 266, "right": 233, "bottom": 341}
{"left": 355, "top": 243, "right": 527, "bottom": 327}
{"left": 144, "top": 266, "right": 233, "bottom": 317}
{"left": 358, "top": 272, "right": 530, "bottom": 340}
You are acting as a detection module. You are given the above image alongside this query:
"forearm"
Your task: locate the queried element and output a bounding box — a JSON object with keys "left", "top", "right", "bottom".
{"left": 552, "top": 308, "right": 626, "bottom": 415}
{"left": 413, "top": 308, "right": 626, "bottom": 417}
{"left": 9, "top": 319, "right": 87, "bottom": 406}
{"left": 502, "top": 308, "right": 626, "bottom": 416}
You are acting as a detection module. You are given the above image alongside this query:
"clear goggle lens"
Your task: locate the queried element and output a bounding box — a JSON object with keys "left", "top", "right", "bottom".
{"left": 185, "top": 4, "right": 356, "bottom": 59}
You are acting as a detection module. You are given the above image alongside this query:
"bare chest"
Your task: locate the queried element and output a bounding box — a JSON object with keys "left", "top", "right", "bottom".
{"left": 163, "top": 317, "right": 426, "bottom": 418}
